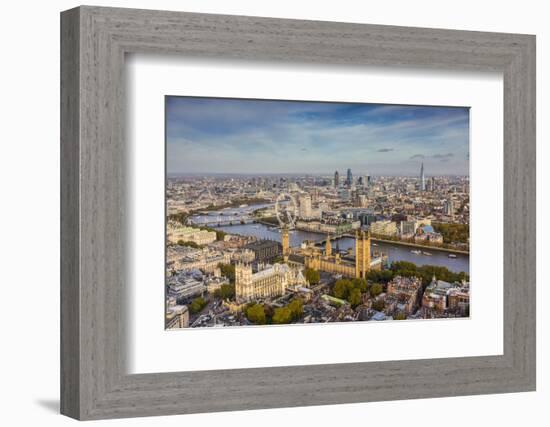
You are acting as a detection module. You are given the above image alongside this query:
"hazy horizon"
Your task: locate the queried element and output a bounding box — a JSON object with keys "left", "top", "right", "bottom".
{"left": 167, "top": 172, "right": 469, "bottom": 178}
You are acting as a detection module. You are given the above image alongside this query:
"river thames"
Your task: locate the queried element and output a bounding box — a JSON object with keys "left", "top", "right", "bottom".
{"left": 189, "top": 202, "right": 469, "bottom": 274}
{"left": 212, "top": 222, "right": 469, "bottom": 274}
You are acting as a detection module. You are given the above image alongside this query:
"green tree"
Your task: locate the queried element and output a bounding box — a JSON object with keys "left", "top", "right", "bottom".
{"left": 272, "top": 307, "right": 293, "bottom": 324}
{"left": 169, "top": 212, "right": 188, "bottom": 224}
{"left": 385, "top": 262, "right": 468, "bottom": 289}
{"left": 370, "top": 283, "right": 383, "bottom": 298}
{"left": 304, "top": 268, "right": 321, "bottom": 285}
{"left": 263, "top": 304, "right": 274, "bottom": 323}
{"left": 333, "top": 279, "right": 352, "bottom": 299}
{"left": 433, "top": 223, "right": 469, "bottom": 244}
{"left": 215, "top": 284, "right": 235, "bottom": 300}
{"left": 366, "top": 269, "right": 395, "bottom": 284}
{"left": 245, "top": 303, "right": 266, "bottom": 325}
{"left": 218, "top": 263, "right": 236, "bottom": 284}
{"left": 176, "top": 239, "right": 201, "bottom": 249}
{"left": 189, "top": 297, "right": 207, "bottom": 314}
{"left": 371, "top": 299, "right": 385, "bottom": 312}
{"left": 391, "top": 261, "right": 417, "bottom": 272}
{"left": 288, "top": 298, "right": 304, "bottom": 320}
{"left": 348, "top": 288, "right": 362, "bottom": 308}
{"left": 351, "top": 278, "right": 368, "bottom": 293}
{"left": 393, "top": 312, "right": 407, "bottom": 320}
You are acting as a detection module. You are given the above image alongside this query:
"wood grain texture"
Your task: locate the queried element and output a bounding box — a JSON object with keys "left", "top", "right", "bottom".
{"left": 60, "top": 7, "right": 80, "bottom": 419}
{"left": 60, "top": 6, "right": 536, "bottom": 420}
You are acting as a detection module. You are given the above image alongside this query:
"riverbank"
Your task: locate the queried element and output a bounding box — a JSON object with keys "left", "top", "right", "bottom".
{"left": 370, "top": 238, "right": 469, "bottom": 255}
{"left": 256, "top": 218, "right": 279, "bottom": 227}
{"left": 213, "top": 222, "right": 469, "bottom": 273}
{"left": 196, "top": 198, "right": 271, "bottom": 213}
{"left": 253, "top": 221, "right": 470, "bottom": 256}
{"left": 314, "top": 233, "right": 469, "bottom": 255}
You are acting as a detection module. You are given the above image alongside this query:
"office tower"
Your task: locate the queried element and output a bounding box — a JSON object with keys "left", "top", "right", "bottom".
{"left": 444, "top": 199, "right": 454, "bottom": 217}
{"left": 298, "top": 194, "right": 312, "bottom": 219}
{"left": 334, "top": 170, "right": 339, "bottom": 188}
{"left": 346, "top": 168, "right": 353, "bottom": 187}
{"left": 362, "top": 174, "right": 370, "bottom": 188}
{"left": 420, "top": 162, "right": 426, "bottom": 191}
{"left": 426, "top": 178, "right": 433, "bottom": 192}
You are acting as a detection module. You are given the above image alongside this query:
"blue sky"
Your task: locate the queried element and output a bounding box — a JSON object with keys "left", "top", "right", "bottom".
{"left": 166, "top": 96, "right": 469, "bottom": 176}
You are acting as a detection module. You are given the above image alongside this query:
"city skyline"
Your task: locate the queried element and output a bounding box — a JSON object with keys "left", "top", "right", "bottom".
{"left": 167, "top": 169, "right": 468, "bottom": 178}
{"left": 166, "top": 97, "right": 470, "bottom": 176}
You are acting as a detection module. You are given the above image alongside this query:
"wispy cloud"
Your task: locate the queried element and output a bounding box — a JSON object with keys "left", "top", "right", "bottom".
{"left": 166, "top": 97, "right": 469, "bottom": 175}
{"left": 433, "top": 153, "right": 454, "bottom": 159}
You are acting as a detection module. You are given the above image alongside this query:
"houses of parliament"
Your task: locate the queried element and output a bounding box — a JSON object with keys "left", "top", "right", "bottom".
{"left": 302, "top": 229, "right": 377, "bottom": 279}
{"left": 235, "top": 229, "right": 379, "bottom": 302}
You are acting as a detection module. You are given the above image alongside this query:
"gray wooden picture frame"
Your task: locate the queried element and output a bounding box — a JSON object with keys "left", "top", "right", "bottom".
{"left": 60, "top": 5, "right": 536, "bottom": 421}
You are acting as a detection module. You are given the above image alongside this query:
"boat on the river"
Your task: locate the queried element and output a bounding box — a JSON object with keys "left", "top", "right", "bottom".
{"left": 411, "top": 250, "right": 421, "bottom": 255}
{"left": 448, "top": 253, "right": 457, "bottom": 258}
{"left": 422, "top": 251, "right": 433, "bottom": 256}
{"left": 372, "top": 243, "right": 378, "bottom": 247}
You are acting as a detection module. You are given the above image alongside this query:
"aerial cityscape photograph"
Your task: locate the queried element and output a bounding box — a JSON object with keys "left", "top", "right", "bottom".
{"left": 165, "top": 96, "right": 470, "bottom": 329}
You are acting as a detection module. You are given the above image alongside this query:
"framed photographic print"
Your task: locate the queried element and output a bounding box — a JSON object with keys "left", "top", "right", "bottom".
{"left": 164, "top": 96, "right": 471, "bottom": 330}
{"left": 61, "top": 6, "right": 536, "bottom": 420}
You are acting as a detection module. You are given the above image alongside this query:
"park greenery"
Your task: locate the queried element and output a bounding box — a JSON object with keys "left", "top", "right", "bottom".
{"left": 272, "top": 307, "right": 292, "bottom": 324}
{"left": 245, "top": 303, "right": 266, "bottom": 325}
{"left": 371, "top": 299, "right": 385, "bottom": 312}
{"left": 287, "top": 298, "right": 304, "bottom": 320}
{"left": 388, "top": 261, "right": 468, "bottom": 288}
{"left": 332, "top": 278, "right": 369, "bottom": 306}
{"left": 168, "top": 212, "right": 188, "bottom": 224}
{"left": 362, "top": 261, "right": 468, "bottom": 289}
{"left": 348, "top": 288, "right": 362, "bottom": 308}
{"left": 217, "top": 263, "right": 236, "bottom": 284}
{"left": 432, "top": 223, "right": 469, "bottom": 244}
{"left": 213, "top": 284, "right": 235, "bottom": 300}
{"left": 369, "top": 283, "right": 383, "bottom": 297}
{"left": 176, "top": 239, "right": 203, "bottom": 249}
{"left": 189, "top": 297, "right": 207, "bottom": 314}
{"left": 244, "top": 297, "right": 304, "bottom": 325}
{"left": 304, "top": 268, "right": 321, "bottom": 285}
{"left": 370, "top": 229, "right": 469, "bottom": 252}
{"left": 327, "top": 261, "right": 467, "bottom": 309}
{"left": 365, "top": 269, "right": 397, "bottom": 284}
